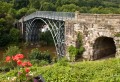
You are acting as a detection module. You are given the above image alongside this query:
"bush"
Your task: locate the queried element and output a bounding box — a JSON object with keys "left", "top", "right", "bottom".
{"left": 29, "top": 48, "right": 52, "bottom": 63}
{"left": 4, "top": 46, "right": 21, "bottom": 57}
{"left": 68, "top": 32, "right": 85, "bottom": 61}
{"left": 68, "top": 45, "right": 77, "bottom": 61}
{"left": 9, "top": 28, "right": 20, "bottom": 44}
{"left": 56, "top": 57, "right": 69, "bottom": 66}
{"left": 39, "top": 31, "right": 54, "bottom": 46}
{"left": 0, "top": 61, "right": 10, "bottom": 72}
{"left": 2, "top": 46, "right": 21, "bottom": 69}
{"left": 31, "top": 60, "right": 49, "bottom": 66}
{"left": 0, "top": 33, "right": 10, "bottom": 47}
{"left": 75, "top": 32, "right": 85, "bottom": 59}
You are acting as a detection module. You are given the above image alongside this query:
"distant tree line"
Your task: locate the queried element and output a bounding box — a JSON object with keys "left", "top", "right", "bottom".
{"left": 2, "top": 0, "right": 120, "bottom": 18}
{"left": 0, "top": 0, "right": 120, "bottom": 47}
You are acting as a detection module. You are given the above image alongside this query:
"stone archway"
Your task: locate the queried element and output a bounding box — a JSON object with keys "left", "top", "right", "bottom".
{"left": 93, "top": 36, "right": 116, "bottom": 60}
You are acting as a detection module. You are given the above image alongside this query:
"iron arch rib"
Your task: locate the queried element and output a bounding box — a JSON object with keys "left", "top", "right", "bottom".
{"left": 25, "top": 17, "right": 65, "bottom": 58}
{"left": 47, "top": 19, "right": 65, "bottom": 57}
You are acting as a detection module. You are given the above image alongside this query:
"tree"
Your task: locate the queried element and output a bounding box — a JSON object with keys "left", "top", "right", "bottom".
{"left": 16, "top": 8, "right": 28, "bottom": 19}
{"left": 89, "top": 7, "right": 100, "bottom": 13}
{"left": 12, "top": 0, "right": 29, "bottom": 9}
{"left": 0, "top": 1, "right": 13, "bottom": 14}
{"left": 0, "top": 33, "right": 10, "bottom": 47}
{"left": 39, "top": 31, "right": 54, "bottom": 46}
{"left": 9, "top": 28, "right": 20, "bottom": 43}
{"left": 79, "top": 7, "right": 90, "bottom": 13}
{"left": 41, "top": 2, "right": 56, "bottom": 11}
{"left": 27, "top": 8, "right": 37, "bottom": 15}
{"left": 29, "top": 0, "right": 40, "bottom": 9}
{"left": 57, "top": 4, "right": 79, "bottom": 12}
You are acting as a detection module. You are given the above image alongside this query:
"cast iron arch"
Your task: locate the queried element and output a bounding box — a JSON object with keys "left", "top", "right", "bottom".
{"left": 25, "top": 17, "right": 65, "bottom": 58}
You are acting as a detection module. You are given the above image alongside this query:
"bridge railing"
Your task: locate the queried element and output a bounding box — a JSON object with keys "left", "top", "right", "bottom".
{"left": 20, "top": 11, "right": 75, "bottom": 22}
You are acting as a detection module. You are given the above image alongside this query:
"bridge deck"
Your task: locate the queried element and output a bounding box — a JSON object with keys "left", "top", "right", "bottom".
{"left": 19, "top": 11, "right": 75, "bottom": 22}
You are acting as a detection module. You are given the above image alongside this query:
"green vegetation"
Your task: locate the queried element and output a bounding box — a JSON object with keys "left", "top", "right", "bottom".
{"left": 39, "top": 31, "right": 54, "bottom": 46}
{"left": 29, "top": 48, "right": 52, "bottom": 64}
{"left": 1, "top": 46, "right": 21, "bottom": 69}
{"left": 68, "top": 32, "right": 85, "bottom": 61}
{"left": 0, "top": 1, "right": 20, "bottom": 47}
{"left": 0, "top": 46, "right": 52, "bottom": 73}
{"left": 75, "top": 32, "right": 85, "bottom": 59}
{"left": 1, "top": 58, "right": 120, "bottom": 81}
{"left": 4, "top": 46, "right": 21, "bottom": 57}
{"left": 68, "top": 45, "right": 77, "bottom": 61}
{"left": 115, "top": 33, "right": 120, "bottom": 37}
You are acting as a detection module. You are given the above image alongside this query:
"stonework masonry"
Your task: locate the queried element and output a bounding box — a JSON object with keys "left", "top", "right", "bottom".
{"left": 65, "top": 12, "right": 120, "bottom": 60}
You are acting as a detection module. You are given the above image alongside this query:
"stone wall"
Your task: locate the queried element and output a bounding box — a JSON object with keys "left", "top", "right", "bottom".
{"left": 65, "top": 12, "right": 120, "bottom": 60}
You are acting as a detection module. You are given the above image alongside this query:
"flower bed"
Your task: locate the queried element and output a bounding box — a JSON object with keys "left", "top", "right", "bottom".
{"left": 4, "top": 54, "right": 33, "bottom": 81}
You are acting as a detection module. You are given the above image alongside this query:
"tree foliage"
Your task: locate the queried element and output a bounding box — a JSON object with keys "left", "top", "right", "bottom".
{"left": 39, "top": 31, "right": 54, "bottom": 46}
{"left": 57, "top": 4, "right": 79, "bottom": 12}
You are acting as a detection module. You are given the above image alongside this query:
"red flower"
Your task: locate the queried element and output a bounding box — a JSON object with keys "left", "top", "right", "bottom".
{"left": 12, "top": 54, "right": 24, "bottom": 61}
{"left": 12, "top": 56, "right": 19, "bottom": 61}
{"left": 6, "top": 56, "right": 11, "bottom": 62}
{"left": 17, "top": 60, "right": 22, "bottom": 66}
{"left": 21, "top": 62, "right": 28, "bottom": 67}
{"left": 27, "top": 61, "right": 32, "bottom": 67}
{"left": 21, "top": 61, "right": 32, "bottom": 67}
{"left": 15, "top": 54, "right": 24, "bottom": 59}
{"left": 25, "top": 68, "right": 30, "bottom": 73}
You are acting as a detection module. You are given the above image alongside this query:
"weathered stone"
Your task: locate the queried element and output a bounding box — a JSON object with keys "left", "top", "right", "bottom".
{"left": 65, "top": 12, "right": 120, "bottom": 60}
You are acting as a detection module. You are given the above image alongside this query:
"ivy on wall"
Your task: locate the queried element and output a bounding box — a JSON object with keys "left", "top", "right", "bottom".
{"left": 68, "top": 32, "right": 85, "bottom": 61}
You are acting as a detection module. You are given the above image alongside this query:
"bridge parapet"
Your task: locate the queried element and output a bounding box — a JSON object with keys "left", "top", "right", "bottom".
{"left": 76, "top": 13, "right": 120, "bottom": 24}
{"left": 19, "top": 11, "right": 75, "bottom": 22}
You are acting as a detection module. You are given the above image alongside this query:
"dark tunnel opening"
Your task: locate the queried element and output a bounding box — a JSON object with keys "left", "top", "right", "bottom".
{"left": 93, "top": 36, "right": 116, "bottom": 60}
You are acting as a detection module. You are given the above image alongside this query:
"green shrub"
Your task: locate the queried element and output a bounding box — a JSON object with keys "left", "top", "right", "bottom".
{"left": 4, "top": 46, "right": 21, "bottom": 57}
{"left": 68, "top": 32, "right": 85, "bottom": 61}
{"left": 68, "top": 45, "right": 77, "bottom": 61}
{"left": 29, "top": 48, "right": 52, "bottom": 63}
{"left": 75, "top": 32, "right": 85, "bottom": 59}
{"left": 56, "top": 57, "right": 69, "bottom": 66}
{"left": 39, "top": 31, "right": 54, "bottom": 46}
{"left": 115, "top": 33, "right": 120, "bottom": 37}
{"left": 9, "top": 28, "right": 20, "bottom": 44}
{"left": 31, "top": 60, "right": 49, "bottom": 66}
{"left": 29, "top": 48, "right": 41, "bottom": 60}
{"left": 0, "top": 61, "right": 10, "bottom": 72}
{"left": 39, "top": 60, "right": 49, "bottom": 66}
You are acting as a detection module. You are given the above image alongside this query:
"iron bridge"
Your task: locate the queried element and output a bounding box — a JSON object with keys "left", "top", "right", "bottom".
{"left": 19, "top": 11, "right": 75, "bottom": 58}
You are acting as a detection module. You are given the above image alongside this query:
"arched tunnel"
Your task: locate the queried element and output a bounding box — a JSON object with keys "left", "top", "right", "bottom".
{"left": 93, "top": 36, "right": 116, "bottom": 60}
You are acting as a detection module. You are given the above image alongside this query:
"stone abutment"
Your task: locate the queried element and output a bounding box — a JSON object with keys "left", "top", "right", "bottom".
{"left": 65, "top": 12, "right": 120, "bottom": 60}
